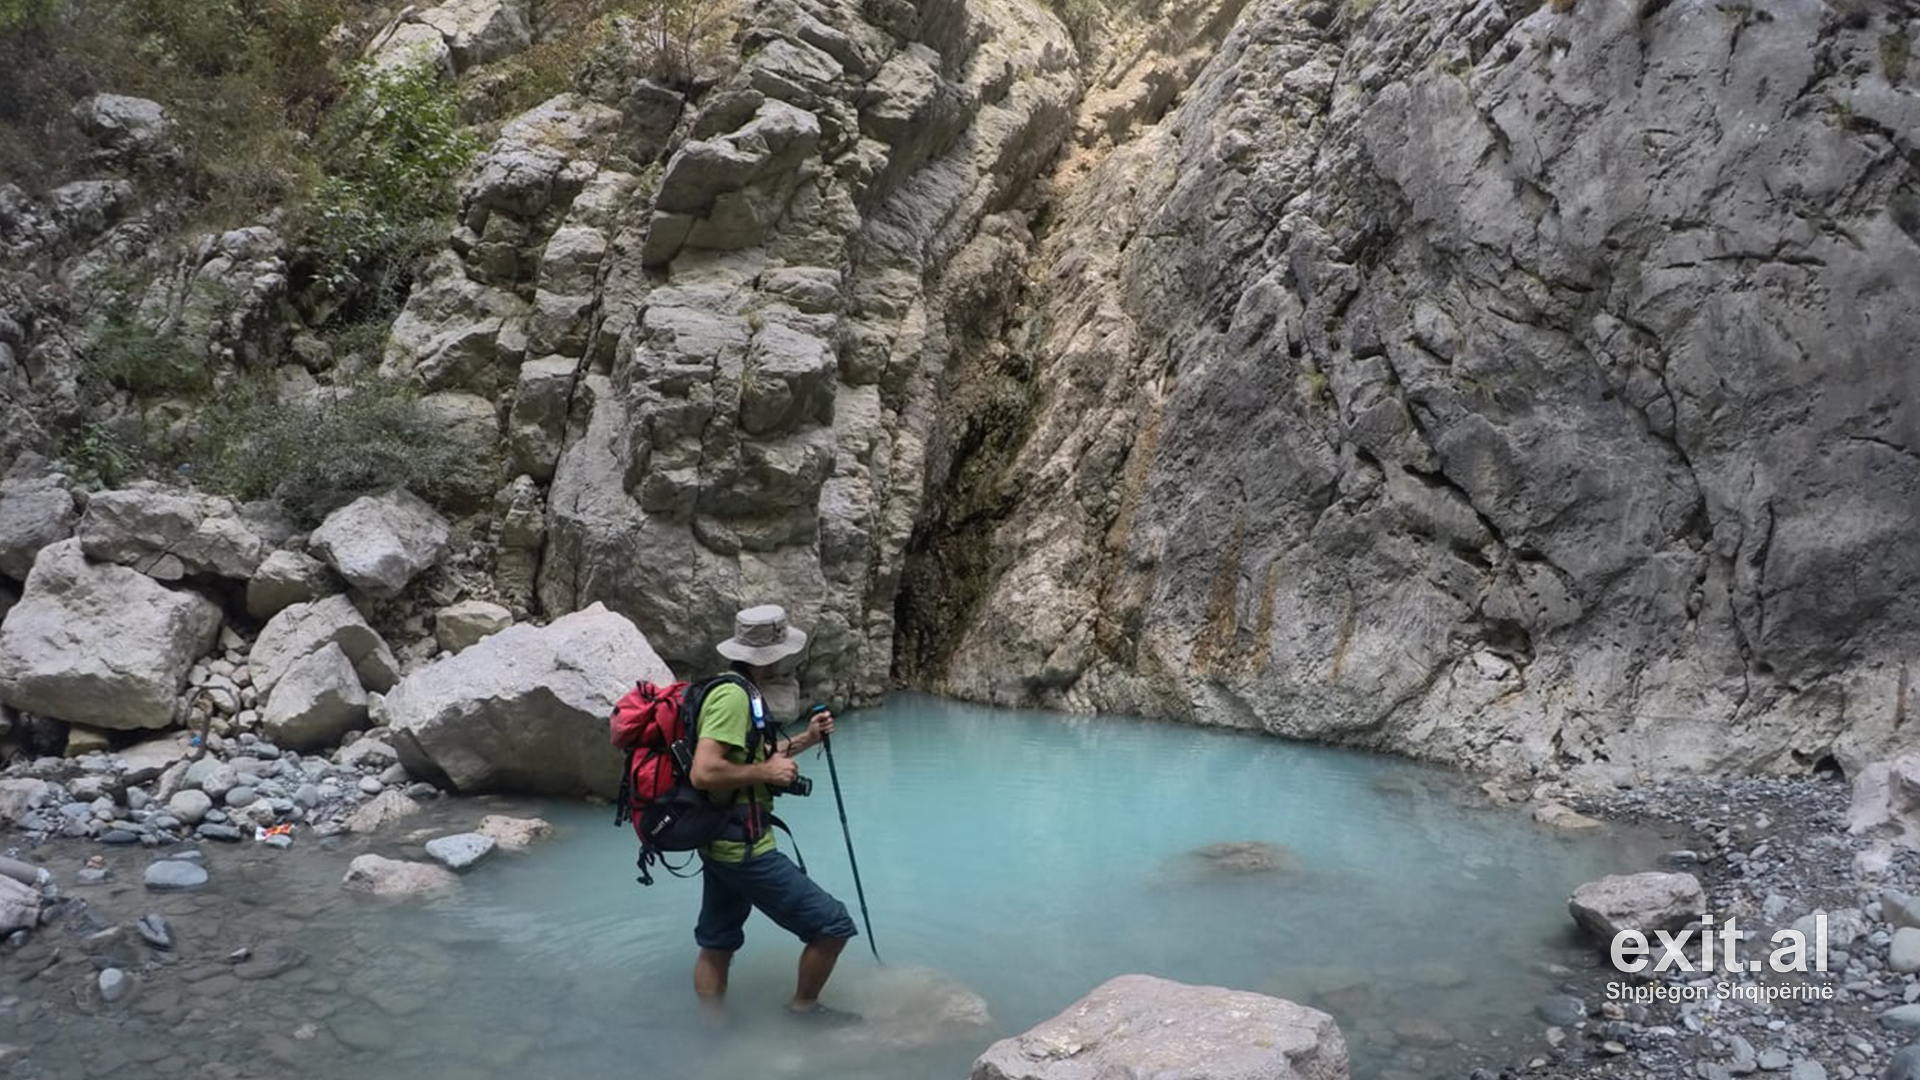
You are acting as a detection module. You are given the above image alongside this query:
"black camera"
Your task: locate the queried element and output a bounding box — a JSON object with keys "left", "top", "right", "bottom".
{"left": 778, "top": 774, "right": 812, "bottom": 797}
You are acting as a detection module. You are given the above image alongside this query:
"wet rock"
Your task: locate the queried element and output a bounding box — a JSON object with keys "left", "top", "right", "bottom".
{"left": 261, "top": 642, "right": 367, "bottom": 752}
{"left": 0, "top": 857, "right": 42, "bottom": 887}
{"left": 307, "top": 490, "right": 449, "bottom": 599}
{"left": 195, "top": 823, "right": 243, "bottom": 843}
{"left": 1569, "top": 872, "right": 1705, "bottom": 940}
{"left": 424, "top": 832, "right": 495, "bottom": 872}
{"left": 136, "top": 914, "right": 173, "bottom": 950}
{"left": 970, "top": 974, "right": 1347, "bottom": 1080}
{"left": 144, "top": 860, "right": 208, "bottom": 891}
{"left": 405, "top": 781, "right": 438, "bottom": 800}
{"left": 98, "top": 967, "right": 131, "bottom": 1004}
{"left": 433, "top": 599, "right": 511, "bottom": 654}
{"left": 358, "top": 775, "right": 384, "bottom": 795}
{"left": 341, "top": 854, "right": 457, "bottom": 897}
{"left": 1887, "top": 1044, "right": 1920, "bottom": 1080}
{"left": 76, "top": 488, "right": 270, "bottom": 580}
{"left": 0, "top": 540, "right": 223, "bottom": 729}
{"left": 0, "top": 476, "right": 78, "bottom": 579}
{"left": 385, "top": 603, "right": 669, "bottom": 796}
{"left": 344, "top": 789, "right": 418, "bottom": 833}
{"left": 1892, "top": 928, "right": 1920, "bottom": 974}
{"left": 477, "top": 814, "right": 551, "bottom": 849}
{"left": 1533, "top": 802, "right": 1604, "bottom": 832}
{"left": 1537, "top": 994, "right": 1586, "bottom": 1027}
{"left": 252, "top": 595, "right": 398, "bottom": 696}
{"left": 0, "top": 875, "right": 40, "bottom": 934}
{"left": 245, "top": 550, "right": 339, "bottom": 620}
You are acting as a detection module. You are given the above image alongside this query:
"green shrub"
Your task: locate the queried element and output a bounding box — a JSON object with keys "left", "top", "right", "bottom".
{"left": 63, "top": 423, "right": 137, "bottom": 489}
{"left": 301, "top": 62, "right": 480, "bottom": 316}
{"left": 191, "top": 375, "right": 478, "bottom": 521}
{"left": 80, "top": 316, "right": 211, "bottom": 399}
{"left": 0, "top": 0, "right": 56, "bottom": 34}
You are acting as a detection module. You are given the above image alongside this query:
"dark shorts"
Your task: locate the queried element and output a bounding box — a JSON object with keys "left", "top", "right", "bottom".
{"left": 695, "top": 850, "right": 857, "bottom": 952}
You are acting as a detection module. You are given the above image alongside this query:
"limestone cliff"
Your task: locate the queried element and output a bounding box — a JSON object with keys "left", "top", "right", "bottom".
{"left": 906, "top": 0, "right": 1920, "bottom": 781}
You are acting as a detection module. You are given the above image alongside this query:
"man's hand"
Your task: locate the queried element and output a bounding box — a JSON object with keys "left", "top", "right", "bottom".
{"left": 806, "top": 708, "right": 835, "bottom": 744}
{"left": 760, "top": 754, "right": 799, "bottom": 788}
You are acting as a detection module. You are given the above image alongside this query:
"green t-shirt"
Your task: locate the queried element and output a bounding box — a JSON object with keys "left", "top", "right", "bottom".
{"left": 696, "top": 682, "right": 777, "bottom": 863}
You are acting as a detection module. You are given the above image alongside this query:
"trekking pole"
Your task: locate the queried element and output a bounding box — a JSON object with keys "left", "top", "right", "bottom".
{"left": 817, "top": 714, "right": 880, "bottom": 963}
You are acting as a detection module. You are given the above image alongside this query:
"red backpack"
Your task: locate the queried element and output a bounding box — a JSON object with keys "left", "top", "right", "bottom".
{"left": 610, "top": 674, "right": 772, "bottom": 884}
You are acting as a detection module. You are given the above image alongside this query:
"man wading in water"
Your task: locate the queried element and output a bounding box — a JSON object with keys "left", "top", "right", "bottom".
{"left": 689, "top": 604, "right": 860, "bottom": 1023}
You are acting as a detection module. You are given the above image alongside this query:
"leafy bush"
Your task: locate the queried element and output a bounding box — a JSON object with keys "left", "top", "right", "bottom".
{"left": 0, "top": 0, "right": 55, "bottom": 34}
{"left": 301, "top": 62, "right": 480, "bottom": 317}
{"left": 191, "top": 376, "right": 479, "bottom": 521}
{"left": 80, "top": 316, "right": 211, "bottom": 399}
{"left": 62, "top": 423, "right": 137, "bottom": 489}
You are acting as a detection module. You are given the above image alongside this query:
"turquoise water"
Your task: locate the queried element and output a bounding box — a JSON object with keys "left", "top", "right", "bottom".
{"left": 5, "top": 695, "right": 1663, "bottom": 1079}
{"left": 377, "top": 694, "right": 1659, "bottom": 1078}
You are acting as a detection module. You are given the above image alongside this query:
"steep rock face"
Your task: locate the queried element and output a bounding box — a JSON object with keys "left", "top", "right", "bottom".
{"left": 907, "top": 0, "right": 1920, "bottom": 779}
{"left": 535, "top": 0, "right": 1079, "bottom": 701}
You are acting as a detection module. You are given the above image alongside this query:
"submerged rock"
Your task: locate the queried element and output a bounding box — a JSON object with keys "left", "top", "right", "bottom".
{"left": 144, "top": 860, "right": 209, "bottom": 891}
{"left": 971, "top": 974, "right": 1348, "bottom": 1080}
{"left": 341, "top": 854, "right": 458, "bottom": 898}
{"left": 477, "top": 814, "right": 552, "bottom": 850}
{"left": 424, "top": 832, "right": 495, "bottom": 872}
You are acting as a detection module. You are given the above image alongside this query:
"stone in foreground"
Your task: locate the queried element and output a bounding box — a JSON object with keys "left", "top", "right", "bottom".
{"left": 0, "top": 540, "right": 223, "bottom": 729}
{"left": 252, "top": 595, "right": 398, "bottom": 696}
{"left": 307, "top": 490, "right": 449, "bottom": 598}
{"left": 424, "top": 832, "right": 496, "bottom": 872}
{"left": 260, "top": 642, "right": 368, "bottom": 751}
{"left": 0, "top": 875, "right": 41, "bottom": 935}
{"left": 1849, "top": 756, "right": 1920, "bottom": 852}
{"left": 477, "top": 814, "right": 552, "bottom": 849}
{"left": 144, "top": 860, "right": 209, "bottom": 891}
{"left": 971, "top": 974, "right": 1348, "bottom": 1080}
{"left": 341, "top": 854, "right": 458, "bottom": 898}
{"left": 385, "top": 603, "right": 670, "bottom": 797}
{"left": 1569, "top": 872, "right": 1704, "bottom": 941}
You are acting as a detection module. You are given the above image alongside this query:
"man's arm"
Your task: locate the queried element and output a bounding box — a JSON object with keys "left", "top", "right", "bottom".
{"left": 775, "top": 708, "right": 836, "bottom": 757}
{"left": 691, "top": 738, "right": 795, "bottom": 792}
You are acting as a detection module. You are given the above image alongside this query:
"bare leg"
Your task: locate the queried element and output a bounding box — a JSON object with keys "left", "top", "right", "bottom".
{"left": 695, "top": 948, "right": 734, "bottom": 1022}
{"left": 790, "top": 935, "right": 849, "bottom": 1009}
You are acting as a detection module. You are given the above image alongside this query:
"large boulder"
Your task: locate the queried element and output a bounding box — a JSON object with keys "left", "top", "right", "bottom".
{"left": 260, "top": 642, "right": 368, "bottom": 751}
{"left": 245, "top": 549, "right": 340, "bottom": 619}
{"left": 307, "top": 490, "right": 450, "bottom": 599}
{"left": 1848, "top": 757, "right": 1920, "bottom": 852}
{"left": 384, "top": 603, "right": 669, "bottom": 796}
{"left": 0, "top": 476, "right": 78, "bottom": 580}
{"left": 77, "top": 487, "right": 270, "bottom": 581}
{"left": 252, "top": 595, "right": 398, "bottom": 697}
{"left": 71, "top": 93, "right": 179, "bottom": 165}
{"left": 971, "top": 974, "right": 1349, "bottom": 1080}
{"left": 415, "top": 0, "right": 531, "bottom": 71}
{"left": 1569, "top": 872, "right": 1705, "bottom": 941}
{"left": 0, "top": 540, "right": 222, "bottom": 729}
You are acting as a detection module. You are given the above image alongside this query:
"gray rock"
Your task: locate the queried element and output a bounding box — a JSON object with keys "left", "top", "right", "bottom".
{"left": 405, "top": 782, "right": 439, "bottom": 799}
{"left": 414, "top": 0, "right": 531, "bottom": 72}
{"left": 1886, "top": 1044, "right": 1920, "bottom": 1080}
{"left": 76, "top": 487, "right": 269, "bottom": 580}
{"left": 1892, "top": 928, "right": 1920, "bottom": 974}
{"left": 252, "top": 595, "right": 398, "bottom": 696}
{"left": 307, "top": 491, "right": 449, "bottom": 599}
{"left": 433, "top": 599, "right": 511, "bottom": 654}
{"left": 337, "top": 737, "right": 399, "bottom": 770}
{"left": 1886, "top": 890, "right": 1920, "bottom": 932}
{"left": 358, "top": 775, "right": 384, "bottom": 795}
{"left": 477, "top": 813, "right": 551, "bottom": 849}
{"left": 136, "top": 913, "right": 173, "bottom": 949}
{"left": 344, "top": 788, "right": 417, "bottom": 833}
{"left": 506, "top": 356, "right": 578, "bottom": 483}
{"left": 224, "top": 786, "right": 257, "bottom": 809}
{"left": 1884, "top": 1005, "right": 1920, "bottom": 1033}
{"left": 0, "top": 476, "right": 77, "bottom": 579}
{"left": 98, "top": 967, "right": 131, "bottom": 1004}
{"left": 970, "top": 974, "right": 1347, "bottom": 1080}
{"left": 366, "top": 19, "right": 453, "bottom": 76}
{"left": 1851, "top": 758, "right": 1920, "bottom": 853}
{"left": 0, "top": 875, "right": 41, "bottom": 934}
{"left": 114, "top": 732, "right": 192, "bottom": 784}
{"left": 380, "top": 250, "right": 529, "bottom": 394}
{"left": 385, "top": 603, "right": 670, "bottom": 796}
{"left": 185, "top": 759, "right": 237, "bottom": 798}
{"left": 261, "top": 642, "right": 368, "bottom": 752}
{"left": 72, "top": 94, "right": 177, "bottom": 164}
{"left": 1760, "top": 1049, "right": 1792, "bottom": 1071}
{"left": 1569, "top": 872, "right": 1705, "bottom": 941}
{"left": 0, "top": 857, "right": 41, "bottom": 887}
{"left": 0, "top": 540, "right": 223, "bottom": 729}
{"left": 424, "top": 832, "right": 495, "bottom": 872}
{"left": 0, "top": 778, "right": 51, "bottom": 828}
{"left": 245, "top": 550, "right": 339, "bottom": 620}
{"left": 195, "top": 823, "right": 243, "bottom": 843}
{"left": 143, "top": 860, "right": 208, "bottom": 891}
